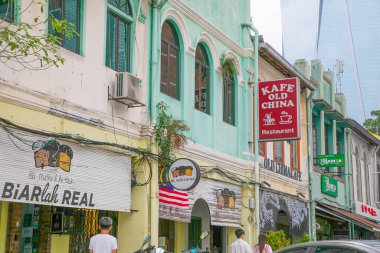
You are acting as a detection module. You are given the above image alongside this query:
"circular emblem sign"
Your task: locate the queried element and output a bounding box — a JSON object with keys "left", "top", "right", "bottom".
{"left": 168, "top": 158, "right": 200, "bottom": 191}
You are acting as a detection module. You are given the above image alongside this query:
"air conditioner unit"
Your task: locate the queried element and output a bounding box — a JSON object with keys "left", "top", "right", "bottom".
{"left": 114, "top": 72, "right": 141, "bottom": 103}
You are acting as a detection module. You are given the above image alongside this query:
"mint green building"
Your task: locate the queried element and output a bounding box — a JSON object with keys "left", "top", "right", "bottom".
{"left": 147, "top": 0, "right": 259, "bottom": 251}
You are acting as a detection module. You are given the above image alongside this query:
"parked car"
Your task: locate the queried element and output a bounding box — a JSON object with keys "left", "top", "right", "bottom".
{"left": 275, "top": 241, "right": 380, "bottom": 253}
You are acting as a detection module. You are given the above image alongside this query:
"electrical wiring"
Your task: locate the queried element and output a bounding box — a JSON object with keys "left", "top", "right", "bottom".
{"left": 0, "top": 117, "right": 161, "bottom": 162}
{"left": 200, "top": 166, "right": 259, "bottom": 186}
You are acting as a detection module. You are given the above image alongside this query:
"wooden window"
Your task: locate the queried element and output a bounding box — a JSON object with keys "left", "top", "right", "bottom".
{"left": 49, "top": 0, "right": 82, "bottom": 54}
{"left": 194, "top": 44, "right": 210, "bottom": 114}
{"left": 161, "top": 21, "right": 180, "bottom": 100}
{"left": 259, "top": 142, "right": 266, "bottom": 157}
{"left": 274, "top": 141, "right": 283, "bottom": 163}
{"left": 0, "top": 0, "right": 13, "bottom": 22}
{"left": 105, "top": 0, "right": 132, "bottom": 71}
{"left": 222, "top": 71, "right": 235, "bottom": 125}
{"left": 290, "top": 140, "right": 300, "bottom": 171}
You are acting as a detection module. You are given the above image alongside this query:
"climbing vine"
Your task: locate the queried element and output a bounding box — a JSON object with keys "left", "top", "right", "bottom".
{"left": 154, "top": 101, "right": 189, "bottom": 169}
{"left": 220, "top": 57, "right": 237, "bottom": 76}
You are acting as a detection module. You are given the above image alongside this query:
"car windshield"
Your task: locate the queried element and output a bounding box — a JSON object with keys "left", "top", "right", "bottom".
{"left": 361, "top": 241, "right": 380, "bottom": 251}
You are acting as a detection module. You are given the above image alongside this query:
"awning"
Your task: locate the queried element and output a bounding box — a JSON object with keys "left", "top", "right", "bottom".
{"left": 316, "top": 203, "right": 380, "bottom": 232}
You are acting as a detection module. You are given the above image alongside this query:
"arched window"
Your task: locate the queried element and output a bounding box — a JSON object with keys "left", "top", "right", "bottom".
{"left": 222, "top": 70, "right": 235, "bottom": 125}
{"left": 161, "top": 21, "right": 180, "bottom": 100}
{"left": 106, "top": 0, "right": 133, "bottom": 72}
{"left": 194, "top": 44, "right": 210, "bottom": 114}
{"left": 355, "top": 147, "right": 363, "bottom": 202}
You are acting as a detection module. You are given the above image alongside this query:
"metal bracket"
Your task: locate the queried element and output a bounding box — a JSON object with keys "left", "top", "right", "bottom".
{"left": 108, "top": 86, "right": 146, "bottom": 108}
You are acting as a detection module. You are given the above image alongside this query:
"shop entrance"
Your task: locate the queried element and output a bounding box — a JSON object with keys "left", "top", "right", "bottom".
{"left": 210, "top": 225, "right": 225, "bottom": 253}
{"left": 276, "top": 210, "right": 291, "bottom": 240}
{"left": 189, "top": 199, "right": 211, "bottom": 252}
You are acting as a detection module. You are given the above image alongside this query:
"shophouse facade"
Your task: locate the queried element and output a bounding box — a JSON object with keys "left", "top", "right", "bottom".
{"left": 147, "top": 0, "right": 258, "bottom": 252}
{"left": 347, "top": 119, "right": 380, "bottom": 239}
{"left": 0, "top": 0, "right": 154, "bottom": 253}
{"left": 294, "top": 59, "right": 380, "bottom": 241}
{"left": 255, "top": 40, "right": 316, "bottom": 243}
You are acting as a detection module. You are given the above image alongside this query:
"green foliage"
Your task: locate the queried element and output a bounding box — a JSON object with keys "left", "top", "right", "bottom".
{"left": 363, "top": 110, "right": 380, "bottom": 135}
{"left": 295, "top": 233, "right": 312, "bottom": 244}
{"left": 266, "top": 230, "right": 291, "bottom": 251}
{"left": 154, "top": 101, "right": 189, "bottom": 169}
{"left": 0, "top": 0, "right": 78, "bottom": 70}
{"left": 220, "top": 58, "right": 237, "bottom": 76}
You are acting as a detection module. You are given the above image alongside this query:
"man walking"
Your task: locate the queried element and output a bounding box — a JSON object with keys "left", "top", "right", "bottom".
{"left": 231, "top": 229, "right": 251, "bottom": 253}
{"left": 89, "top": 217, "right": 118, "bottom": 253}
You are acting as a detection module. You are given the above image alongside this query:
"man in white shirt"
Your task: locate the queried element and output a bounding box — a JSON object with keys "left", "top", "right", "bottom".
{"left": 231, "top": 229, "right": 252, "bottom": 253}
{"left": 89, "top": 217, "right": 118, "bottom": 253}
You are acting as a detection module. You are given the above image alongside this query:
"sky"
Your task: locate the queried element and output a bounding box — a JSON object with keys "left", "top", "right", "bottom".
{"left": 250, "top": 0, "right": 283, "bottom": 53}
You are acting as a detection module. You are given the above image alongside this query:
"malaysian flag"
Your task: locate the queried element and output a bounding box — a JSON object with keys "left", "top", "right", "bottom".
{"left": 159, "top": 185, "right": 189, "bottom": 208}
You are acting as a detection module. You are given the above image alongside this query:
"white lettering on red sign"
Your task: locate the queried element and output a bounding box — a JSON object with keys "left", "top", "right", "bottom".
{"left": 258, "top": 78, "right": 300, "bottom": 141}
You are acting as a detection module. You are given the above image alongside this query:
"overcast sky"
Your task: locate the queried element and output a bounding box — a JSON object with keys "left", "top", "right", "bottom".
{"left": 251, "top": 0, "right": 283, "bottom": 53}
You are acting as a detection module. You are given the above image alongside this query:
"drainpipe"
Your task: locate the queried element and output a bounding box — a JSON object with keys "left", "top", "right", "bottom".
{"left": 345, "top": 128, "right": 354, "bottom": 239}
{"left": 241, "top": 22, "right": 259, "bottom": 242}
{"left": 306, "top": 90, "right": 315, "bottom": 240}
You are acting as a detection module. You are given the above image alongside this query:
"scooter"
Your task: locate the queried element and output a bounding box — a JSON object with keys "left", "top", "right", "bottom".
{"left": 133, "top": 235, "right": 156, "bottom": 253}
{"left": 182, "top": 230, "right": 210, "bottom": 253}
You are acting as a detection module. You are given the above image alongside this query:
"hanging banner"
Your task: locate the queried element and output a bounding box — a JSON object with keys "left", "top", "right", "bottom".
{"left": 0, "top": 127, "right": 131, "bottom": 212}
{"left": 259, "top": 78, "right": 300, "bottom": 141}
{"left": 159, "top": 177, "right": 242, "bottom": 227}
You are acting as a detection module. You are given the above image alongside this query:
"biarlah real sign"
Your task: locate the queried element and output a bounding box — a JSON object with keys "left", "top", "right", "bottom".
{"left": 259, "top": 78, "right": 300, "bottom": 141}
{"left": 0, "top": 127, "right": 131, "bottom": 212}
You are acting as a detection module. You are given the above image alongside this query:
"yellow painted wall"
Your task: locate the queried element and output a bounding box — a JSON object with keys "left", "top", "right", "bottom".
{"left": 0, "top": 201, "right": 9, "bottom": 253}
{"left": 0, "top": 101, "right": 148, "bottom": 150}
{"left": 51, "top": 235, "right": 70, "bottom": 253}
{"left": 174, "top": 222, "right": 186, "bottom": 253}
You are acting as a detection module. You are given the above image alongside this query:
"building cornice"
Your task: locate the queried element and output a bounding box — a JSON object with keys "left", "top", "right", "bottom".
{"left": 168, "top": 0, "right": 253, "bottom": 58}
{"left": 178, "top": 142, "right": 254, "bottom": 174}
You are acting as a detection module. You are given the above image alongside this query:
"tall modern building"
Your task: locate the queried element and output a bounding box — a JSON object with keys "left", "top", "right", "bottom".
{"left": 281, "top": 0, "right": 380, "bottom": 123}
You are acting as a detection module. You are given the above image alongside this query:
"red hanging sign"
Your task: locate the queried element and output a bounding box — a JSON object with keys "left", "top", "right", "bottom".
{"left": 258, "top": 78, "right": 300, "bottom": 141}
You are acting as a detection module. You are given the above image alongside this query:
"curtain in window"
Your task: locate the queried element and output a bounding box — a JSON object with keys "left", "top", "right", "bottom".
{"left": 194, "top": 45, "right": 210, "bottom": 114}
{"left": 274, "top": 141, "right": 283, "bottom": 162}
{"left": 291, "top": 140, "right": 299, "bottom": 170}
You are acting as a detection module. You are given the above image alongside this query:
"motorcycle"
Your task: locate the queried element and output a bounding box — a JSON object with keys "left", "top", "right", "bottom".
{"left": 133, "top": 235, "right": 156, "bottom": 253}
{"left": 182, "top": 230, "right": 210, "bottom": 253}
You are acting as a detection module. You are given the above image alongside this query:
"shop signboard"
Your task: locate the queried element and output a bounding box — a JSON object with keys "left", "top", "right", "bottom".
{"left": 159, "top": 177, "right": 242, "bottom": 227}
{"left": 355, "top": 201, "right": 380, "bottom": 222}
{"left": 321, "top": 174, "right": 338, "bottom": 197}
{"left": 168, "top": 158, "right": 200, "bottom": 191}
{"left": 262, "top": 157, "right": 301, "bottom": 181}
{"left": 258, "top": 77, "right": 300, "bottom": 141}
{"left": 0, "top": 128, "right": 131, "bottom": 212}
{"left": 318, "top": 154, "right": 345, "bottom": 168}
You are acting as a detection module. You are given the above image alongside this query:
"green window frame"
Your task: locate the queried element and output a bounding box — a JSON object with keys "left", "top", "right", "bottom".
{"left": 222, "top": 71, "right": 235, "bottom": 125}
{"left": 194, "top": 44, "right": 210, "bottom": 114}
{"left": 274, "top": 141, "right": 283, "bottom": 163}
{"left": 188, "top": 217, "right": 202, "bottom": 249}
{"left": 0, "top": 0, "right": 14, "bottom": 22}
{"left": 48, "top": 0, "right": 82, "bottom": 54}
{"left": 105, "top": 0, "right": 133, "bottom": 72}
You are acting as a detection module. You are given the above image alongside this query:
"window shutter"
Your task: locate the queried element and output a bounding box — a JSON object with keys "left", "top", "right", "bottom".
{"left": 63, "top": 0, "right": 80, "bottom": 53}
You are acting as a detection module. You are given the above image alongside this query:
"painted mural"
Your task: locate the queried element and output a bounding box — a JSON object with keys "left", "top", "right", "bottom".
{"left": 259, "top": 190, "right": 308, "bottom": 236}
